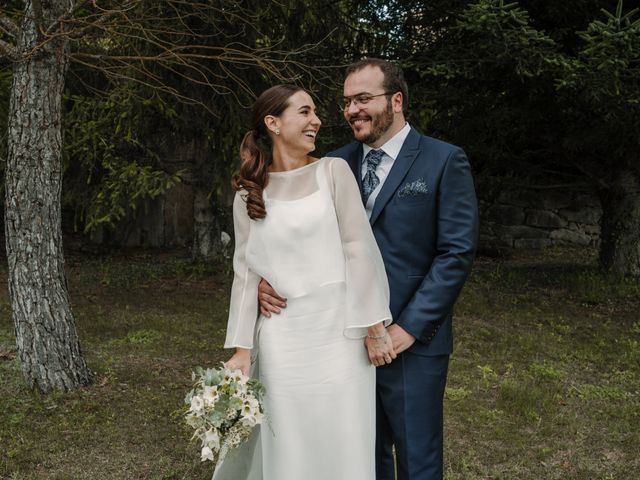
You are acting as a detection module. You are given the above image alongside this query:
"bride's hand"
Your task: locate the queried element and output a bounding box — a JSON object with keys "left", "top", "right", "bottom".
{"left": 224, "top": 348, "right": 251, "bottom": 376}
{"left": 364, "top": 326, "right": 396, "bottom": 367}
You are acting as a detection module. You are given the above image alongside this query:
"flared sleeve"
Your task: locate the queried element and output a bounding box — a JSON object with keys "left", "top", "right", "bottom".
{"left": 328, "top": 157, "right": 392, "bottom": 338}
{"left": 223, "top": 191, "right": 261, "bottom": 349}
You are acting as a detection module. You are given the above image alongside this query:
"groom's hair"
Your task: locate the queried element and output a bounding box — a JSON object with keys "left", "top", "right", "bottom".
{"left": 345, "top": 58, "right": 409, "bottom": 110}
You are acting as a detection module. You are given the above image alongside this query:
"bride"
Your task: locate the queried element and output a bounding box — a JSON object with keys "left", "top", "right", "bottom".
{"left": 218, "top": 84, "right": 394, "bottom": 480}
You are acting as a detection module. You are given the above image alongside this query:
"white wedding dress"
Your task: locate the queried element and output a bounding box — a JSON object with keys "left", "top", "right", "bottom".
{"left": 214, "top": 157, "right": 391, "bottom": 480}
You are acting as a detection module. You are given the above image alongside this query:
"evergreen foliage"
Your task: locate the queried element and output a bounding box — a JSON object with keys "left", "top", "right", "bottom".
{"left": 2, "top": 0, "right": 639, "bottom": 273}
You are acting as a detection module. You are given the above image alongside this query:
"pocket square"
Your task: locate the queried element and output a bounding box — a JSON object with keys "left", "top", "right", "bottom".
{"left": 398, "top": 178, "right": 429, "bottom": 197}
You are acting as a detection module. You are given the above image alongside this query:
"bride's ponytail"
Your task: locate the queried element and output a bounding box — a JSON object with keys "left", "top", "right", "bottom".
{"left": 232, "top": 129, "right": 268, "bottom": 220}
{"left": 232, "top": 84, "right": 304, "bottom": 220}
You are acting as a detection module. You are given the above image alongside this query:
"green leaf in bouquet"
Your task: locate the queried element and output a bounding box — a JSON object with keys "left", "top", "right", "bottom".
{"left": 248, "top": 379, "right": 266, "bottom": 400}
{"left": 211, "top": 394, "right": 230, "bottom": 420}
{"left": 208, "top": 409, "right": 226, "bottom": 427}
{"left": 185, "top": 413, "right": 200, "bottom": 429}
{"left": 229, "top": 396, "right": 243, "bottom": 411}
{"left": 193, "top": 366, "right": 205, "bottom": 381}
{"left": 184, "top": 388, "right": 195, "bottom": 405}
{"left": 204, "top": 368, "right": 223, "bottom": 386}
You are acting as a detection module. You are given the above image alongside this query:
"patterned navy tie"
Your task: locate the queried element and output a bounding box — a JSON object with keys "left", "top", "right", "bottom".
{"left": 362, "top": 149, "right": 384, "bottom": 203}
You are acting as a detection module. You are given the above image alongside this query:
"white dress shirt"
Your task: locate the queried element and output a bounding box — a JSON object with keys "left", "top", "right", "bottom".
{"left": 361, "top": 122, "right": 412, "bottom": 217}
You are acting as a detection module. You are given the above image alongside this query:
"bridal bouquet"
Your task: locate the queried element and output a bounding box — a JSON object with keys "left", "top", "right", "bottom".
{"left": 184, "top": 365, "right": 265, "bottom": 467}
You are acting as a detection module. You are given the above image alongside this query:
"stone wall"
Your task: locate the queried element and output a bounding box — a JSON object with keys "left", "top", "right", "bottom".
{"left": 84, "top": 164, "right": 603, "bottom": 255}
{"left": 479, "top": 188, "right": 602, "bottom": 251}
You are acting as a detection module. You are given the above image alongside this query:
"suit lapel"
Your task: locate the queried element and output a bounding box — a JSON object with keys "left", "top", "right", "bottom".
{"left": 369, "top": 128, "right": 421, "bottom": 225}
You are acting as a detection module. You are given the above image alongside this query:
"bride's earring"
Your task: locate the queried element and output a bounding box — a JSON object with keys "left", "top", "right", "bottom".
{"left": 275, "top": 129, "right": 280, "bottom": 135}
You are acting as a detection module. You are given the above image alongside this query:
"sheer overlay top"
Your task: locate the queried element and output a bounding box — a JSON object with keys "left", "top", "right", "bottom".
{"left": 224, "top": 157, "right": 391, "bottom": 348}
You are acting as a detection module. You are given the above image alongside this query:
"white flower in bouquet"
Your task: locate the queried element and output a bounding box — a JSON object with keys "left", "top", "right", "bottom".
{"left": 240, "top": 411, "right": 259, "bottom": 428}
{"left": 184, "top": 365, "right": 265, "bottom": 469}
{"left": 201, "top": 445, "right": 214, "bottom": 462}
{"left": 190, "top": 395, "right": 205, "bottom": 415}
{"left": 240, "top": 397, "right": 263, "bottom": 427}
{"left": 202, "top": 385, "right": 219, "bottom": 406}
{"left": 204, "top": 428, "right": 220, "bottom": 451}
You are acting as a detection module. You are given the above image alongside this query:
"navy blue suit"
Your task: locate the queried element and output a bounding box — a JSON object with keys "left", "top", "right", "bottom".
{"left": 328, "top": 127, "right": 478, "bottom": 479}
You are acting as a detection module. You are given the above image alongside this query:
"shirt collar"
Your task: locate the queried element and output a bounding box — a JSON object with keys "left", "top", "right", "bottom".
{"left": 362, "top": 122, "right": 411, "bottom": 160}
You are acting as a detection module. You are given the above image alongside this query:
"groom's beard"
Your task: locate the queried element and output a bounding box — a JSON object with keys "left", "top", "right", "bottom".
{"left": 350, "top": 101, "right": 394, "bottom": 146}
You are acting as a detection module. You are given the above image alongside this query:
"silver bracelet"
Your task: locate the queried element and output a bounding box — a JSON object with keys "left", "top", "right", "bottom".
{"left": 367, "top": 331, "right": 387, "bottom": 340}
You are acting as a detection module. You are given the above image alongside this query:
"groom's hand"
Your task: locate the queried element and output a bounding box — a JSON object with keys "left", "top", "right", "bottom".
{"left": 387, "top": 324, "right": 416, "bottom": 354}
{"left": 258, "top": 279, "right": 287, "bottom": 317}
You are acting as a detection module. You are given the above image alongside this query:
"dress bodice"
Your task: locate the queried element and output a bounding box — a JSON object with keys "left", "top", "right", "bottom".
{"left": 245, "top": 159, "right": 345, "bottom": 299}
{"left": 224, "top": 156, "right": 391, "bottom": 349}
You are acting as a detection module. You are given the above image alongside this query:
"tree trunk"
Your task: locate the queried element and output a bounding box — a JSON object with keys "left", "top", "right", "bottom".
{"left": 5, "top": 0, "right": 91, "bottom": 392}
{"left": 192, "top": 189, "right": 218, "bottom": 260}
{"left": 190, "top": 139, "right": 232, "bottom": 262}
{"left": 599, "top": 170, "right": 640, "bottom": 278}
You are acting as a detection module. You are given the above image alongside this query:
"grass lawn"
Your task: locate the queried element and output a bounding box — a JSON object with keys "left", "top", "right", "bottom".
{"left": 0, "top": 247, "right": 638, "bottom": 479}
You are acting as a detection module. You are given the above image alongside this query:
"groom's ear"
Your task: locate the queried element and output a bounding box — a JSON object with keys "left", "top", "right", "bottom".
{"left": 391, "top": 92, "right": 404, "bottom": 113}
{"left": 264, "top": 115, "right": 279, "bottom": 134}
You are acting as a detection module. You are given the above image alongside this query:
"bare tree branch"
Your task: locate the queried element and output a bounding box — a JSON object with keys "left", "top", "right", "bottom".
{"left": 0, "top": 37, "right": 18, "bottom": 60}
{"left": 42, "top": 0, "right": 92, "bottom": 37}
{"left": 0, "top": 14, "right": 20, "bottom": 38}
{"left": 69, "top": 53, "right": 221, "bottom": 116}
{"left": 7, "top": 0, "right": 335, "bottom": 114}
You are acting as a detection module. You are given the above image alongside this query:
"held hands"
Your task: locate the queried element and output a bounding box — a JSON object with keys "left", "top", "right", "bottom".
{"left": 387, "top": 324, "right": 416, "bottom": 355}
{"left": 224, "top": 348, "right": 251, "bottom": 376}
{"left": 365, "top": 324, "right": 397, "bottom": 367}
{"left": 365, "top": 324, "right": 417, "bottom": 366}
{"left": 258, "top": 279, "right": 286, "bottom": 317}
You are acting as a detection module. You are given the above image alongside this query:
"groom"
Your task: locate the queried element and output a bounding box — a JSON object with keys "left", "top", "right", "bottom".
{"left": 260, "top": 58, "right": 478, "bottom": 479}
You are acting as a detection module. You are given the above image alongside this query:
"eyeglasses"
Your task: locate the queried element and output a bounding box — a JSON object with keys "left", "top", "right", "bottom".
{"left": 340, "top": 92, "right": 395, "bottom": 111}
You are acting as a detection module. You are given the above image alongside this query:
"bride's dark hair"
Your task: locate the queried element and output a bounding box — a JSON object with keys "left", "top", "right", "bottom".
{"left": 232, "top": 84, "right": 304, "bottom": 220}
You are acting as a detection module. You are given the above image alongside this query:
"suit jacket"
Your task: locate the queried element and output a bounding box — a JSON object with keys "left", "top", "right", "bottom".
{"left": 328, "top": 127, "right": 478, "bottom": 356}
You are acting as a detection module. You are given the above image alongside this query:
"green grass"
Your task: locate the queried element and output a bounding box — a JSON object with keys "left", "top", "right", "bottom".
{"left": 444, "top": 247, "right": 640, "bottom": 479}
{"left": 1, "top": 247, "right": 639, "bottom": 479}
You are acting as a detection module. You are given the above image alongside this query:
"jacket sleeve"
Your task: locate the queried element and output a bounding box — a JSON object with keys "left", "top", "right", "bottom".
{"left": 395, "top": 148, "right": 478, "bottom": 345}
{"left": 224, "top": 191, "right": 261, "bottom": 349}
{"left": 328, "top": 158, "right": 392, "bottom": 338}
